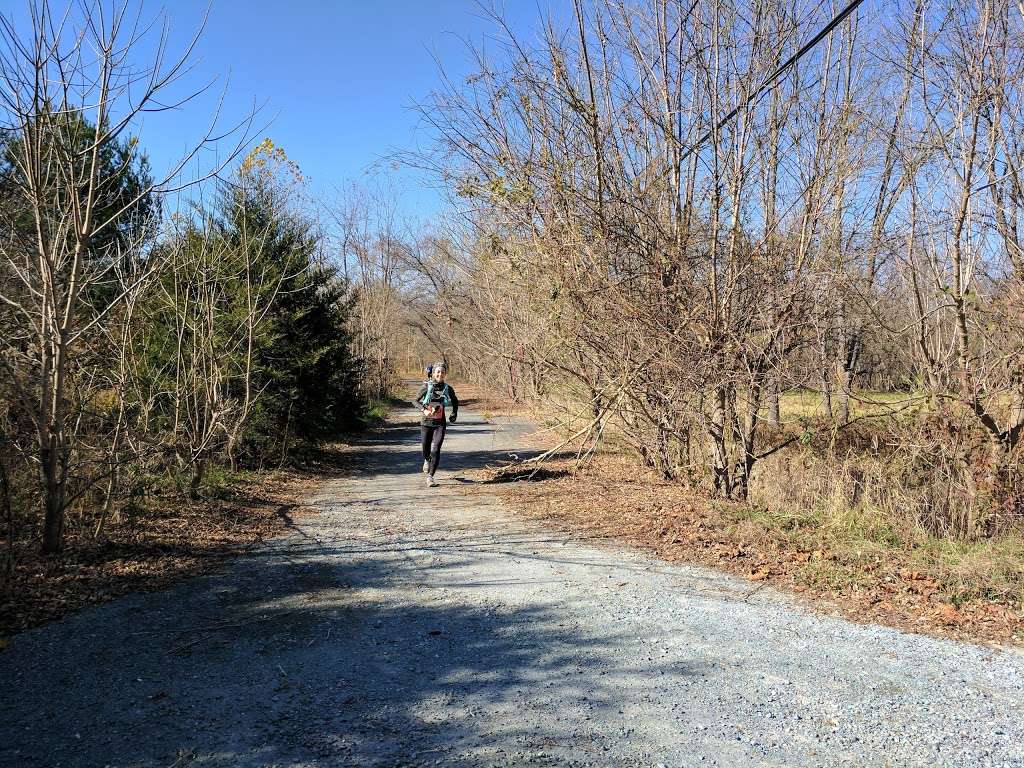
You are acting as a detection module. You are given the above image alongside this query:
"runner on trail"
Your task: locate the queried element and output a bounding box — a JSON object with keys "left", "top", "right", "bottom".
{"left": 413, "top": 362, "right": 459, "bottom": 487}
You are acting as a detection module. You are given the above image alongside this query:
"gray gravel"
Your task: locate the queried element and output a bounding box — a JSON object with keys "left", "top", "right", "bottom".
{"left": 1, "top": 411, "right": 1023, "bottom": 768}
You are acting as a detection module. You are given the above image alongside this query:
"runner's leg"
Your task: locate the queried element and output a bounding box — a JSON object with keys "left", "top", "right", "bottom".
{"left": 428, "top": 423, "right": 446, "bottom": 475}
{"left": 421, "top": 426, "right": 433, "bottom": 463}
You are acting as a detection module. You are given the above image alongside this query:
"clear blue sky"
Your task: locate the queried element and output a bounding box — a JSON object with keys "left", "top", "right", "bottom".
{"left": 149, "top": 0, "right": 558, "bottom": 219}
{"left": 0, "top": 0, "right": 560, "bottom": 219}
{"left": 176, "top": 1, "right": 569, "bottom": 218}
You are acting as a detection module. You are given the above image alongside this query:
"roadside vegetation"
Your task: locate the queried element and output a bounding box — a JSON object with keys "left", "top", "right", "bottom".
{"left": 0, "top": 3, "right": 385, "bottom": 635}
{"left": 482, "top": 443, "right": 1023, "bottom": 644}
{"left": 356, "top": 0, "right": 1024, "bottom": 641}
{"left": 470, "top": 384, "right": 1024, "bottom": 643}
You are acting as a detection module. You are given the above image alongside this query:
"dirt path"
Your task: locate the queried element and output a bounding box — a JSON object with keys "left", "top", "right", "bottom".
{"left": 1, "top": 411, "right": 1023, "bottom": 767}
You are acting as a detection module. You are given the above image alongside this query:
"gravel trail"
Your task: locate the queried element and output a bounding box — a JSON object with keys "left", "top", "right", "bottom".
{"left": 1, "top": 411, "right": 1023, "bottom": 767}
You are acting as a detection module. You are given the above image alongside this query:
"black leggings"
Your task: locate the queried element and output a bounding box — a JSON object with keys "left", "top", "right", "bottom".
{"left": 421, "top": 423, "right": 447, "bottom": 475}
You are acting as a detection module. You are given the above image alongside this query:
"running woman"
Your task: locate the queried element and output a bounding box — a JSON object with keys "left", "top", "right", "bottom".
{"left": 413, "top": 363, "right": 459, "bottom": 487}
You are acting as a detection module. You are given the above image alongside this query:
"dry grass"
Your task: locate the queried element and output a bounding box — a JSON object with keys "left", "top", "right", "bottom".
{"left": 773, "top": 388, "right": 918, "bottom": 420}
{"left": 446, "top": 381, "right": 545, "bottom": 422}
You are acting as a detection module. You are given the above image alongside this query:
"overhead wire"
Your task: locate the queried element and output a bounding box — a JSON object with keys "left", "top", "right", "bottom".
{"left": 679, "top": 0, "right": 870, "bottom": 164}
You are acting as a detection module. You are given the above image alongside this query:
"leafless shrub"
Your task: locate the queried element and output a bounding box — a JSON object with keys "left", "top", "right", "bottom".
{"left": 404, "top": 0, "right": 1023, "bottom": 535}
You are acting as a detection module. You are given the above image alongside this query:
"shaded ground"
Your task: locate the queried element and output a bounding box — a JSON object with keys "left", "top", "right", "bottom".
{"left": 0, "top": 449, "right": 352, "bottom": 638}
{"left": 1, "top": 410, "right": 1023, "bottom": 767}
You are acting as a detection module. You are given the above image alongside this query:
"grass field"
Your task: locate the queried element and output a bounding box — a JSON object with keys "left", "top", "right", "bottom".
{"left": 772, "top": 389, "right": 920, "bottom": 421}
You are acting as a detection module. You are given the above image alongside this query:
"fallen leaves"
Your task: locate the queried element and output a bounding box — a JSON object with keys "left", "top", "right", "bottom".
{"left": 747, "top": 566, "right": 771, "bottom": 581}
{"left": 1, "top": 468, "right": 323, "bottom": 638}
{"left": 899, "top": 569, "right": 941, "bottom": 595}
{"left": 933, "top": 602, "right": 961, "bottom": 625}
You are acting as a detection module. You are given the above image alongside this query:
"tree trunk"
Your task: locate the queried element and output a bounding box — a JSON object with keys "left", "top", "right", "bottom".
{"left": 506, "top": 360, "right": 518, "bottom": 401}
{"left": 190, "top": 457, "right": 207, "bottom": 498}
{"left": 820, "top": 334, "right": 833, "bottom": 419}
{"left": 41, "top": 443, "right": 66, "bottom": 554}
{"left": 735, "top": 454, "right": 754, "bottom": 501}
{"left": 766, "top": 380, "right": 781, "bottom": 425}
{"left": 735, "top": 389, "right": 763, "bottom": 501}
{"left": 837, "top": 331, "right": 860, "bottom": 423}
{"left": 656, "top": 423, "right": 674, "bottom": 481}
{"left": 710, "top": 386, "right": 731, "bottom": 496}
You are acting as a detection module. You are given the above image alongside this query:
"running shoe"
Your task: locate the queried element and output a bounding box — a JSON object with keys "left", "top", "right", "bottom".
{"left": 427, "top": 475, "right": 438, "bottom": 487}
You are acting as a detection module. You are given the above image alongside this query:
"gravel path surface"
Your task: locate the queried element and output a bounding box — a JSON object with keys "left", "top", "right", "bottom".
{"left": 2, "top": 411, "right": 1023, "bottom": 767}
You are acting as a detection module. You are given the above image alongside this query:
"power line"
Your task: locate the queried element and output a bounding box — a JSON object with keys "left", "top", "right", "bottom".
{"left": 680, "top": 0, "right": 869, "bottom": 164}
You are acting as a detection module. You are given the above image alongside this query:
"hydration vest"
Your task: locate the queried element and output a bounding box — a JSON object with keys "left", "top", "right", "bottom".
{"left": 420, "top": 382, "right": 451, "bottom": 407}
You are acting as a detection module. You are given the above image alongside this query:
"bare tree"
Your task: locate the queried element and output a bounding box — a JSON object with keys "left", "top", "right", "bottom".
{"left": 0, "top": 0, "right": 253, "bottom": 551}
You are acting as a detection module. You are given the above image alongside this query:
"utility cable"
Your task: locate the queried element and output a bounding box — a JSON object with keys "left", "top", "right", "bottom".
{"left": 680, "top": 0, "right": 869, "bottom": 163}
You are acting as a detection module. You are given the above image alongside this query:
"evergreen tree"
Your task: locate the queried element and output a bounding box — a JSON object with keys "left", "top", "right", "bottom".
{"left": 216, "top": 141, "right": 366, "bottom": 459}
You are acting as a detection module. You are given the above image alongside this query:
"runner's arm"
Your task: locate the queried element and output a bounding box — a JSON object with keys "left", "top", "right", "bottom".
{"left": 448, "top": 388, "right": 459, "bottom": 422}
{"left": 412, "top": 385, "right": 427, "bottom": 409}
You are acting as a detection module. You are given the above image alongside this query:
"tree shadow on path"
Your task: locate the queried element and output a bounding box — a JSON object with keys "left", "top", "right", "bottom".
{"left": 0, "top": 411, "right": 706, "bottom": 767}
{"left": 0, "top": 528, "right": 701, "bottom": 768}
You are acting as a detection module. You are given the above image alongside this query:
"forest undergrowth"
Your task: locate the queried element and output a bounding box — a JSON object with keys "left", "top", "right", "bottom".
{"left": 0, "top": 445, "right": 363, "bottom": 639}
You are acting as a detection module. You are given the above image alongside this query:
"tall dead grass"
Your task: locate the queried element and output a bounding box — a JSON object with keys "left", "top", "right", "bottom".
{"left": 751, "top": 417, "right": 1023, "bottom": 541}
{"left": 747, "top": 418, "right": 1024, "bottom": 606}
